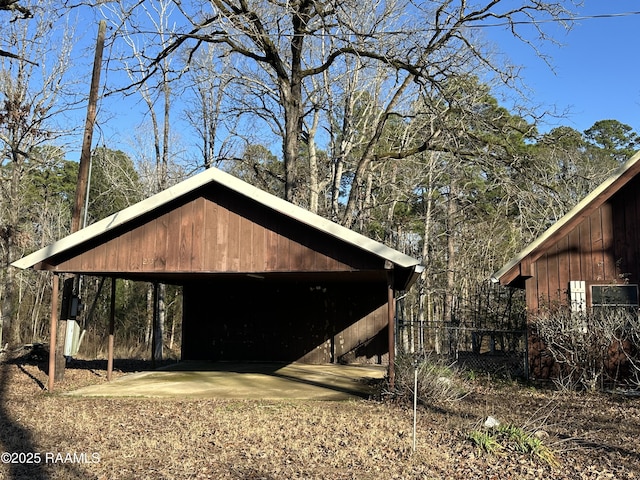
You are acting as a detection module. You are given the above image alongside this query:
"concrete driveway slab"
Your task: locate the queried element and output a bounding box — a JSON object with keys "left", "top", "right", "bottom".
{"left": 65, "top": 362, "right": 387, "bottom": 400}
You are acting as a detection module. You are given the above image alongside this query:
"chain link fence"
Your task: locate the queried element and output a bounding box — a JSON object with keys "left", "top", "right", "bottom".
{"left": 396, "top": 284, "right": 528, "bottom": 378}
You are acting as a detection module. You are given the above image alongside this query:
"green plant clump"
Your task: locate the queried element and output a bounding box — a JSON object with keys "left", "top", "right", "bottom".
{"left": 467, "top": 424, "right": 559, "bottom": 468}
{"left": 467, "top": 430, "right": 503, "bottom": 455}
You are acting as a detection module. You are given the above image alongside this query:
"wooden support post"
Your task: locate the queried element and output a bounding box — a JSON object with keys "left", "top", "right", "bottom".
{"left": 48, "top": 274, "right": 59, "bottom": 392}
{"left": 54, "top": 278, "right": 74, "bottom": 382}
{"left": 152, "top": 282, "right": 159, "bottom": 368}
{"left": 107, "top": 277, "right": 116, "bottom": 381}
{"left": 387, "top": 276, "right": 396, "bottom": 391}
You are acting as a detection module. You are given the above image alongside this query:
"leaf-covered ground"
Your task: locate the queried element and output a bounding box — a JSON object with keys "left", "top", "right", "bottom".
{"left": 0, "top": 353, "right": 639, "bottom": 480}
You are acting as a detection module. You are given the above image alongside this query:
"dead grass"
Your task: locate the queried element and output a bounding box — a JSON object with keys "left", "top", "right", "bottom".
{"left": 1, "top": 353, "right": 639, "bottom": 480}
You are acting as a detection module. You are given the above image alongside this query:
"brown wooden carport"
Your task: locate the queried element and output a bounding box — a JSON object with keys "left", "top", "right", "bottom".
{"left": 12, "top": 167, "right": 422, "bottom": 391}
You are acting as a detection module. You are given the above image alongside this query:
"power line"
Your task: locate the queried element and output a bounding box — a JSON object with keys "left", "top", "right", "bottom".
{"left": 106, "top": 10, "right": 640, "bottom": 40}
{"left": 471, "top": 11, "right": 640, "bottom": 28}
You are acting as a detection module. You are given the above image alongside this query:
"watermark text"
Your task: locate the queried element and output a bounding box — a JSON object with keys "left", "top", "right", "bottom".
{"left": 1, "top": 451, "right": 100, "bottom": 464}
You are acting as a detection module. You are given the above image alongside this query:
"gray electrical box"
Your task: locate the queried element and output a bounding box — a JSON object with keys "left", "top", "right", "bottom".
{"left": 64, "top": 320, "right": 81, "bottom": 357}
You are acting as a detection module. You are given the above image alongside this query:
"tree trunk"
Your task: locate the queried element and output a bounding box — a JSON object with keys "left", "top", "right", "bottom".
{"left": 1, "top": 149, "right": 24, "bottom": 347}
{"left": 280, "top": 78, "right": 302, "bottom": 204}
{"left": 152, "top": 283, "right": 165, "bottom": 363}
{"left": 341, "top": 74, "right": 413, "bottom": 228}
{"left": 444, "top": 182, "right": 458, "bottom": 356}
{"left": 307, "top": 108, "right": 321, "bottom": 214}
{"left": 145, "top": 283, "right": 153, "bottom": 345}
{"left": 417, "top": 155, "right": 436, "bottom": 353}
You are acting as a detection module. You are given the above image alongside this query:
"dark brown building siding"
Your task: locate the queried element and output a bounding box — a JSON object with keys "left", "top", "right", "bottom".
{"left": 48, "top": 188, "right": 385, "bottom": 276}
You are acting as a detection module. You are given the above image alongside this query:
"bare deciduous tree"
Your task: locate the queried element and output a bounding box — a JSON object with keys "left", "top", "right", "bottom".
{"left": 111, "top": 0, "right": 577, "bottom": 213}
{"left": 1, "top": 1, "right": 78, "bottom": 346}
{"left": 103, "top": 0, "right": 190, "bottom": 361}
{"left": 0, "top": 0, "right": 34, "bottom": 64}
{"left": 183, "top": 45, "right": 237, "bottom": 169}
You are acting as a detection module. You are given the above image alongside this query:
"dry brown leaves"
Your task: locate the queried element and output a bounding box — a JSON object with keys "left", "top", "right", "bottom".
{"left": 0, "top": 358, "right": 639, "bottom": 480}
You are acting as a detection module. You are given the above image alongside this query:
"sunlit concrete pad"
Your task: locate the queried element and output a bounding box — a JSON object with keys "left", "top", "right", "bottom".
{"left": 64, "top": 362, "right": 387, "bottom": 400}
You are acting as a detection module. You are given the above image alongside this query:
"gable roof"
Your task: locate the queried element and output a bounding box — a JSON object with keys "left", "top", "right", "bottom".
{"left": 12, "top": 166, "right": 421, "bottom": 276}
{"left": 492, "top": 150, "right": 640, "bottom": 287}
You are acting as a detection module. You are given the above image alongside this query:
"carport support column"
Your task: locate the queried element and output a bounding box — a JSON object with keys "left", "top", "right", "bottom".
{"left": 107, "top": 277, "right": 116, "bottom": 381}
{"left": 48, "top": 273, "right": 59, "bottom": 392}
{"left": 387, "top": 268, "right": 396, "bottom": 391}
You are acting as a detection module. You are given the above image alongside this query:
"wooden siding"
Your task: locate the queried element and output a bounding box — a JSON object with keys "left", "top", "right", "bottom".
{"left": 50, "top": 191, "right": 384, "bottom": 275}
{"left": 526, "top": 175, "right": 640, "bottom": 311}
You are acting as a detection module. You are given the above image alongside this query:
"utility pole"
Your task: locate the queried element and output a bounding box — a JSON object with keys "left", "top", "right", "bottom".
{"left": 52, "top": 20, "right": 106, "bottom": 383}
{"left": 72, "top": 19, "right": 105, "bottom": 232}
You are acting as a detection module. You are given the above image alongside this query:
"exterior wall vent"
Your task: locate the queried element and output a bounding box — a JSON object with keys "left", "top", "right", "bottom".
{"left": 569, "top": 280, "right": 586, "bottom": 313}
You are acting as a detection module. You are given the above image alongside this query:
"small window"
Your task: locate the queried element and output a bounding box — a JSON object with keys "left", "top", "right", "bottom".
{"left": 591, "top": 284, "right": 639, "bottom": 307}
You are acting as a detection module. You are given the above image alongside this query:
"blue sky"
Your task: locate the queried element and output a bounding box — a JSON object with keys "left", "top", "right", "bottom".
{"left": 483, "top": 1, "right": 640, "bottom": 134}
{"left": 80, "top": 1, "right": 640, "bottom": 162}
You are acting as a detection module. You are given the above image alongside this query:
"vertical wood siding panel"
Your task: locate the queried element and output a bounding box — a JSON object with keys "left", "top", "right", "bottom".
{"left": 546, "top": 243, "right": 561, "bottom": 304}
{"left": 536, "top": 254, "right": 549, "bottom": 308}
{"left": 265, "top": 228, "right": 278, "bottom": 271}
{"left": 600, "top": 200, "right": 615, "bottom": 281}
{"left": 215, "top": 204, "right": 229, "bottom": 271}
{"left": 632, "top": 181, "right": 640, "bottom": 282}
{"left": 166, "top": 208, "right": 182, "bottom": 271}
{"left": 179, "top": 201, "right": 194, "bottom": 271}
{"left": 276, "top": 233, "right": 290, "bottom": 270}
{"left": 289, "top": 239, "right": 304, "bottom": 270}
{"left": 612, "top": 191, "right": 628, "bottom": 281}
{"left": 116, "top": 231, "right": 131, "bottom": 271}
{"left": 154, "top": 212, "right": 169, "bottom": 271}
{"left": 556, "top": 235, "right": 570, "bottom": 300}
{"left": 227, "top": 210, "right": 241, "bottom": 271}
{"left": 292, "top": 228, "right": 313, "bottom": 271}
{"left": 61, "top": 254, "right": 79, "bottom": 271}
{"left": 567, "top": 228, "right": 581, "bottom": 280}
{"left": 141, "top": 220, "right": 156, "bottom": 271}
{"left": 203, "top": 200, "right": 218, "bottom": 271}
{"left": 525, "top": 276, "right": 538, "bottom": 312}
{"left": 79, "top": 249, "right": 90, "bottom": 272}
{"left": 300, "top": 237, "right": 316, "bottom": 270}
{"left": 589, "top": 209, "right": 605, "bottom": 281}
{"left": 47, "top": 188, "right": 390, "bottom": 278}
{"left": 251, "top": 223, "right": 265, "bottom": 271}
{"left": 579, "top": 217, "right": 592, "bottom": 281}
{"left": 239, "top": 216, "right": 253, "bottom": 271}
{"left": 191, "top": 198, "right": 205, "bottom": 272}
{"left": 129, "top": 222, "right": 144, "bottom": 271}
{"left": 105, "top": 236, "right": 118, "bottom": 273}
{"left": 364, "top": 305, "right": 375, "bottom": 352}
{"left": 92, "top": 242, "right": 107, "bottom": 272}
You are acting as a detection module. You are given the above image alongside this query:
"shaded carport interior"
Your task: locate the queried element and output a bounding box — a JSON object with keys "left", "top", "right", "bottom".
{"left": 11, "top": 167, "right": 422, "bottom": 392}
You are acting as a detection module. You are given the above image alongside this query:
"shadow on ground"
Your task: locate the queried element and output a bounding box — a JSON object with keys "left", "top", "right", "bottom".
{"left": 65, "top": 361, "right": 387, "bottom": 400}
